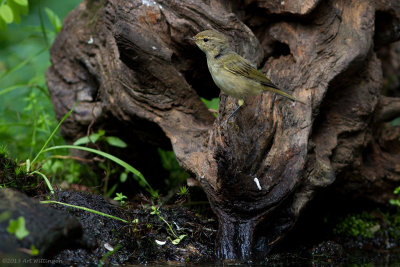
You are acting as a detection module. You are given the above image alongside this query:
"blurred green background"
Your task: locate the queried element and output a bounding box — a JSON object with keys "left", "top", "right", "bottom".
{"left": 0, "top": 0, "right": 81, "bottom": 159}
{"left": 0, "top": 0, "right": 192, "bottom": 199}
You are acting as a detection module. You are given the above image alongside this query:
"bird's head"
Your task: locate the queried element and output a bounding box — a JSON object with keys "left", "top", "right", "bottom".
{"left": 190, "top": 30, "right": 230, "bottom": 58}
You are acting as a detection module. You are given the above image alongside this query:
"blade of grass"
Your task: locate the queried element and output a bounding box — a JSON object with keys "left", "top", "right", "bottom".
{"left": 39, "top": 109, "right": 56, "bottom": 147}
{"left": 29, "top": 108, "right": 38, "bottom": 159}
{"left": 30, "top": 103, "right": 77, "bottom": 168}
{"left": 31, "top": 170, "right": 54, "bottom": 194}
{"left": 34, "top": 84, "right": 50, "bottom": 98}
{"left": 38, "top": 0, "right": 49, "bottom": 47}
{"left": 40, "top": 200, "right": 128, "bottom": 223}
{"left": 99, "top": 244, "right": 122, "bottom": 267}
{"left": 0, "top": 48, "right": 46, "bottom": 81}
{"left": 0, "top": 84, "right": 48, "bottom": 97}
{"left": 0, "top": 84, "right": 33, "bottom": 97}
{"left": 40, "top": 145, "right": 157, "bottom": 197}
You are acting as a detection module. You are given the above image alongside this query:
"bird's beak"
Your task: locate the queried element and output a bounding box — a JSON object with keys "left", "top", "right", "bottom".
{"left": 185, "top": 36, "right": 196, "bottom": 41}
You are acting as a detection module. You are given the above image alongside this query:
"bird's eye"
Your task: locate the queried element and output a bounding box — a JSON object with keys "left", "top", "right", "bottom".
{"left": 203, "top": 38, "right": 209, "bottom": 42}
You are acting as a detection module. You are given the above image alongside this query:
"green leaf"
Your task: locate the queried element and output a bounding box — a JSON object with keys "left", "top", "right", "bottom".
{"left": 13, "top": 0, "right": 28, "bottom": 7}
{"left": 18, "top": 1, "right": 28, "bottom": 15}
{"left": 201, "top": 97, "right": 219, "bottom": 117}
{"left": 389, "top": 199, "right": 400, "bottom": 207}
{"left": 120, "top": 171, "right": 128, "bottom": 182}
{"left": 0, "top": 4, "right": 14, "bottom": 24}
{"left": 30, "top": 245, "right": 39, "bottom": 256}
{"left": 0, "top": 16, "right": 6, "bottom": 31}
{"left": 170, "top": 235, "right": 186, "bottom": 245}
{"left": 390, "top": 117, "right": 400, "bottom": 126}
{"left": 394, "top": 186, "right": 400, "bottom": 195}
{"left": 89, "top": 132, "right": 102, "bottom": 143}
{"left": 0, "top": 211, "right": 11, "bottom": 222}
{"left": 201, "top": 97, "right": 219, "bottom": 110}
{"left": 7, "top": 0, "right": 21, "bottom": 24}
{"left": 73, "top": 136, "right": 90, "bottom": 146}
{"left": 114, "top": 192, "right": 127, "bottom": 203}
{"left": 105, "top": 136, "right": 127, "bottom": 148}
{"left": 44, "top": 7, "right": 62, "bottom": 33}
{"left": 7, "top": 216, "right": 29, "bottom": 240}
{"left": 73, "top": 132, "right": 103, "bottom": 145}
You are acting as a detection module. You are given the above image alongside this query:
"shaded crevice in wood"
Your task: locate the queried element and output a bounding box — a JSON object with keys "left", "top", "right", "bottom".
{"left": 376, "top": 96, "right": 400, "bottom": 122}
{"left": 47, "top": 0, "right": 400, "bottom": 260}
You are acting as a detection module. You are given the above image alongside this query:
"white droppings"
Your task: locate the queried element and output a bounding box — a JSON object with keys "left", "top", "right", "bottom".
{"left": 142, "top": 0, "right": 156, "bottom": 6}
{"left": 281, "top": 1, "right": 285, "bottom": 5}
{"left": 159, "top": 4, "right": 163, "bottom": 9}
{"left": 152, "top": 46, "right": 157, "bottom": 50}
{"left": 254, "top": 177, "right": 262, "bottom": 190}
{"left": 88, "top": 37, "right": 94, "bottom": 44}
{"left": 155, "top": 240, "right": 166, "bottom": 246}
{"left": 201, "top": 175, "right": 205, "bottom": 179}
{"left": 104, "top": 243, "right": 114, "bottom": 251}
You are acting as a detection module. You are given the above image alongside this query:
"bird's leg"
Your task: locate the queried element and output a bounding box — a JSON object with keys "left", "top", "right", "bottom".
{"left": 222, "top": 99, "right": 244, "bottom": 126}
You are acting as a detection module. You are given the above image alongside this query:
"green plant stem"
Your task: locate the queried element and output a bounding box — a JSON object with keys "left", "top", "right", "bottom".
{"left": 40, "top": 200, "right": 129, "bottom": 223}
{"left": 31, "top": 170, "right": 54, "bottom": 194}
{"left": 29, "top": 108, "right": 38, "bottom": 159}
{"left": 30, "top": 103, "right": 77, "bottom": 168}
{"left": 40, "top": 109, "right": 56, "bottom": 147}
{"left": 34, "top": 84, "right": 50, "bottom": 98}
{"left": 38, "top": 0, "right": 49, "bottom": 48}
{"left": 98, "top": 244, "right": 122, "bottom": 267}
{"left": 158, "top": 213, "right": 179, "bottom": 239}
{"left": 39, "top": 145, "right": 157, "bottom": 197}
{"left": 0, "top": 48, "right": 46, "bottom": 82}
{"left": 0, "top": 84, "right": 34, "bottom": 97}
{"left": 103, "top": 158, "right": 111, "bottom": 196}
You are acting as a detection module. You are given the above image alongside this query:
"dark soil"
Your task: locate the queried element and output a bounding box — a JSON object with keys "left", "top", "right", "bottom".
{"left": 1, "top": 152, "right": 400, "bottom": 266}
{"left": 48, "top": 190, "right": 217, "bottom": 265}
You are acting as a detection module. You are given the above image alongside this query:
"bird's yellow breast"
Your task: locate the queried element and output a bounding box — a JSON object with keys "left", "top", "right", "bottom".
{"left": 207, "top": 58, "right": 262, "bottom": 100}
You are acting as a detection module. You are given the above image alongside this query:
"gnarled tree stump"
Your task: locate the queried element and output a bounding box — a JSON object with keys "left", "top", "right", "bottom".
{"left": 46, "top": 0, "right": 400, "bottom": 259}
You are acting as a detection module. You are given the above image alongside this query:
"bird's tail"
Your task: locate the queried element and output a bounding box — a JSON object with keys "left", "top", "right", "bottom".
{"left": 265, "top": 86, "right": 306, "bottom": 105}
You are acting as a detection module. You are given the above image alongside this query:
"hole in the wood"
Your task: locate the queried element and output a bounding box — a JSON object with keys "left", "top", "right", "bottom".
{"left": 270, "top": 41, "right": 291, "bottom": 58}
{"left": 374, "top": 10, "right": 399, "bottom": 49}
{"left": 182, "top": 48, "right": 220, "bottom": 100}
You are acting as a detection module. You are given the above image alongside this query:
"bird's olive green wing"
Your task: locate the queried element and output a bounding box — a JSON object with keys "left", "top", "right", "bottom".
{"left": 222, "top": 54, "right": 280, "bottom": 90}
{"left": 222, "top": 53, "right": 305, "bottom": 103}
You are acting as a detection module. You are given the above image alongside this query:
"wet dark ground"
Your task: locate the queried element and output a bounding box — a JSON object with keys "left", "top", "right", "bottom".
{"left": 2, "top": 187, "right": 400, "bottom": 266}
{"left": 265, "top": 189, "right": 400, "bottom": 267}
{"left": 45, "top": 190, "right": 217, "bottom": 265}
{"left": 1, "top": 154, "right": 400, "bottom": 266}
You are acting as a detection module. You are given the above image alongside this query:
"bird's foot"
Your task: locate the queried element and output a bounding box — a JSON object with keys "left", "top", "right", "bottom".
{"left": 221, "top": 117, "right": 235, "bottom": 126}
{"left": 220, "top": 105, "right": 242, "bottom": 126}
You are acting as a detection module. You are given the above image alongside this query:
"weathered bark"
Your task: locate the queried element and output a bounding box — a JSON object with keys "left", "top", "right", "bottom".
{"left": 46, "top": 0, "right": 400, "bottom": 259}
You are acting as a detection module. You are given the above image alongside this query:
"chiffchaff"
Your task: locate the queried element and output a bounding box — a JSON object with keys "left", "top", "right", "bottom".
{"left": 191, "top": 30, "right": 304, "bottom": 122}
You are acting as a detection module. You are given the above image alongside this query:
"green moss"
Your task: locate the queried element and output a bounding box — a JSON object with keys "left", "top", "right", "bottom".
{"left": 334, "top": 212, "right": 379, "bottom": 239}
{"left": 334, "top": 209, "right": 400, "bottom": 242}
{"left": 0, "top": 149, "right": 38, "bottom": 194}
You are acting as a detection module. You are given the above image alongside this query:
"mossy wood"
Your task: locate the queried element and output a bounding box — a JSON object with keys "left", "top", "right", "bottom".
{"left": 46, "top": 0, "right": 400, "bottom": 259}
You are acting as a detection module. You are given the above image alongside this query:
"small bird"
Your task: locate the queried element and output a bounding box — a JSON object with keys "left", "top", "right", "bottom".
{"left": 191, "top": 30, "right": 304, "bottom": 122}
